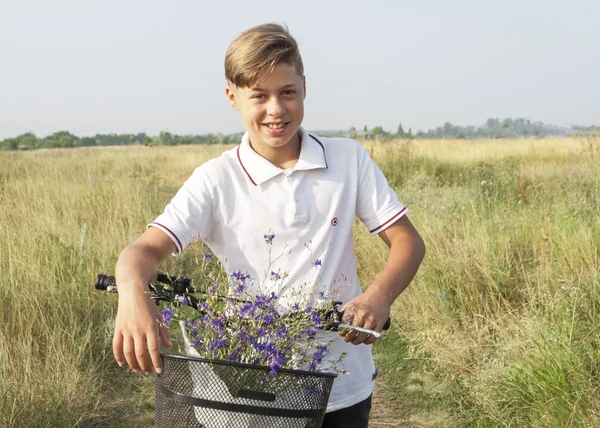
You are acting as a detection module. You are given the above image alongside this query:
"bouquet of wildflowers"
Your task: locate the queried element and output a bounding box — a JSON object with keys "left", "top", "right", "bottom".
{"left": 159, "top": 233, "right": 346, "bottom": 376}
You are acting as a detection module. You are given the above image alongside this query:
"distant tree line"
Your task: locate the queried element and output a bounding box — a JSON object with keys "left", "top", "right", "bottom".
{"left": 1, "top": 118, "right": 598, "bottom": 151}
{"left": 342, "top": 118, "right": 598, "bottom": 141}
{"left": 0, "top": 130, "right": 244, "bottom": 151}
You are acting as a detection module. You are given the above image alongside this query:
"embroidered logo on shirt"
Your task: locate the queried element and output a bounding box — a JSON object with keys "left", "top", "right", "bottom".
{"left": 331, "top": 217, "right": 339, "bottom": 226}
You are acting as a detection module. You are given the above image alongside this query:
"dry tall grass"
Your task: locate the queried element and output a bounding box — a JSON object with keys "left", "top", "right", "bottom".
{"left": 0, "top": 138, "right": 598, "bottom": 426}
{"left": 357, "top": 136, "right": 600, "bottom": 426}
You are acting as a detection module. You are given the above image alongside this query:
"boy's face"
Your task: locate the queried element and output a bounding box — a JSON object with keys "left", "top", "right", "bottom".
{"left": 226, "top": 63, "right": 306, "bottom": 151}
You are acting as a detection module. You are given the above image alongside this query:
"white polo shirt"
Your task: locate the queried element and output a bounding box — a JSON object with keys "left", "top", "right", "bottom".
{"left": 150, "top": 126, "right": 407, "bottom": 412}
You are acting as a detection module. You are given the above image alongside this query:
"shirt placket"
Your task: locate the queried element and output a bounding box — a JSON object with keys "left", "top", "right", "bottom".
{"left": 285, "top": 172, "right": 307, "bottom": 225}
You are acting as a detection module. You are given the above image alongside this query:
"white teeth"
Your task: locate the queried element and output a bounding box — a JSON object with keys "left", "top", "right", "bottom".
{"left": 266, "top": 123, "right": 285, "bottom": 129}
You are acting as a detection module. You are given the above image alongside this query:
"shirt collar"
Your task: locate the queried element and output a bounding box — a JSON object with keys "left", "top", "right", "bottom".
{"left": 237, "top": 126, "right": 328, "bottom": 186}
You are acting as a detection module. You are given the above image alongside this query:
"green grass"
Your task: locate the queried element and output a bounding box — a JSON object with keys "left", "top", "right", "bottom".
{"left": 1, "top": 138, "right": 599, "bottom": 427}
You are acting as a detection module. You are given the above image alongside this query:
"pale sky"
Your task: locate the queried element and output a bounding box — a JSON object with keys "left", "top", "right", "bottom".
{"left": 1, "top": 0, "right": 598, "bottom": 140}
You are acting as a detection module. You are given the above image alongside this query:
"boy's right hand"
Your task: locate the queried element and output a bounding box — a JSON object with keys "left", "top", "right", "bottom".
{"left": 112, "top": 289, "right": 172, "bottom": 374}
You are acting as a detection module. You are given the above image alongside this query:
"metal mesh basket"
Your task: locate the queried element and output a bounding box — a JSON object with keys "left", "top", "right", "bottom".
{"left": 155, "top": 353, "right": 336, "bottom": 428}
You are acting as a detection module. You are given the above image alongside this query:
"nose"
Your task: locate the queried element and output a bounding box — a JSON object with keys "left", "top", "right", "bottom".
{"left": 267, "top": 96, "right": 286, "bottom": 117}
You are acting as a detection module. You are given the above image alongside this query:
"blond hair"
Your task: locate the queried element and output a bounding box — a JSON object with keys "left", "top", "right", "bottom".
{"left": 225, "top": 23, "right": 303, "bottom": 87}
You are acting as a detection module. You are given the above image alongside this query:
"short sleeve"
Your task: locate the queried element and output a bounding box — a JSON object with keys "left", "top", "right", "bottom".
{"left": 355, "top": 143, "right": 407, "bottom": 235}
{"left": 148, "top": 166, "right": 213, "bottom": 255}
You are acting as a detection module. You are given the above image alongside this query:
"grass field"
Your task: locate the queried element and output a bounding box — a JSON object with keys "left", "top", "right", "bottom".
{"left": 0, "top": 137, "right": 598, "bottom": 427}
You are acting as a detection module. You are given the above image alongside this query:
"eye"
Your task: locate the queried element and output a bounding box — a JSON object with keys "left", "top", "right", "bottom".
{"left": 252, "top": 94, "right": 265, "bottom": 99}
{"left": 283, "top": 90, "right": 296, "bottom": 96}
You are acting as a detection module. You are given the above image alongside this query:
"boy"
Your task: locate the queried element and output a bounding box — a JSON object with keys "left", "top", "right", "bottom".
{"left": 112, "top": 23, "right": 425, "bottom": 427}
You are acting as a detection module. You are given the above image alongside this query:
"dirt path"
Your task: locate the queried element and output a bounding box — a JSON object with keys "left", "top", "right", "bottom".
{"left": 369, "top": 331, "right": 460, "bottom": 428}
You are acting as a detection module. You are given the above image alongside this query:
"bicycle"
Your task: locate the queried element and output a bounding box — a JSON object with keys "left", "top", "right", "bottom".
{"left": 95, "top": 273, "right": 390, "bottom": 427}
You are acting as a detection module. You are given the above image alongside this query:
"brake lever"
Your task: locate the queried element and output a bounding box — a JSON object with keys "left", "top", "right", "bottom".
{"left": 324, "top": 301, "right": 390, "bottom": 339}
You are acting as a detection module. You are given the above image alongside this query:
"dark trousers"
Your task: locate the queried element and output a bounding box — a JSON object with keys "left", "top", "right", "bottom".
{"left": 321, "top": 394, "right": 372, "bottom": 428}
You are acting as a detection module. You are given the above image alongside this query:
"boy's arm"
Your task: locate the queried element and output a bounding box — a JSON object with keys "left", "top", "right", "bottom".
{"left": 112, "top": 227, "right": 177, "bottom": 374}
{"left": 341, "top": 215, "right": 425, "bottom": 346}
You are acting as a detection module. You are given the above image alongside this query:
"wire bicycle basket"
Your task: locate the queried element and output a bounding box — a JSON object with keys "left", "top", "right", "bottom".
{"left": 156, "top": 353, "right": 336, "bottom": 428}
{"left": 94, "top": 273, "right": 388, "bottom": 426}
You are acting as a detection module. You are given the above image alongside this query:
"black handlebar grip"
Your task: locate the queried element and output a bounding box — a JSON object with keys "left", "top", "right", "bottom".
{"left": 95, "top": 274, "right": 116, "bottom": 290}
{"left": 382, "top": 317, "right": 391, "bottom": 330}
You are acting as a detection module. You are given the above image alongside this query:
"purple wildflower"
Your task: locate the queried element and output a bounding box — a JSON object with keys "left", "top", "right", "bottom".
{"left": 254, "top": 292, "right": 277, "bottom": 306}
{"left": 240, "top": 302, "right": 253, "bottom": 317}
{"left": 268, "top": 352, "right": 286, "bottom": 374}
{"left": 305, "top": 326, "right": 318, "bottom": 339}
{"left": 161, "top": 306, "right": 174, "bottom": 326}
{"left": 231, "top": 270, "right": 251, "bottom": 283}
{"left": 309, "top": 346, "right": 328, "bottom": 371}
{"left": 264, "top": 233, "right": 275, "bottom": 244}
{"left": 203, "top": 253, "right": 213, "bottom": 261}
{"left": 275, "top": 327, "right": 288, "bottom": 338}
{"left": 270, "top": 271, "right": 281, "bottom": 281}
{"left": 254, "top": 342, "right": 267, "bottom": 352}
{"left": 313, "top": 259, "right": 322, "bottom": 267}
{"left": 228, "top": 350, "right": 241, "bottom": 362}
{"left": 208, "top": 338, "right": 227, "bottom": 354}
{"left": 310, "top": 311, "right": 323, "bottom": 326}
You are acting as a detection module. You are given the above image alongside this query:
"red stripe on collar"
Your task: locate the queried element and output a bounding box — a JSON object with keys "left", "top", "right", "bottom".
{"left": 236, "top": 145, "right": 257, "bottom": 186}
{"left": 309, "top": 134, "right": 328, "bottom": 169}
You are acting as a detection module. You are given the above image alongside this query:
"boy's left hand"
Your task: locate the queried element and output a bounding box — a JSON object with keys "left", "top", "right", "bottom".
{"left": 340, "top": 290, "right": 391, "bottom": 346}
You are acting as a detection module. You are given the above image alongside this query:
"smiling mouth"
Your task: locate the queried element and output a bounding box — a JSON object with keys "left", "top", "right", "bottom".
{"left": 264, "top": 122, "right": 288, "bottom": 129}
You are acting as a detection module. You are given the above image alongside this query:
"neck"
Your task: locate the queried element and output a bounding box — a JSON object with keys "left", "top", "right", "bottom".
{"left": 249, "top": 133, "right": 302, "bottom": 169}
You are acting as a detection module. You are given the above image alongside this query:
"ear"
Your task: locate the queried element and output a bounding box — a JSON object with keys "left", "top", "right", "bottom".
{"left": 302, "top": 75, "right": 307, "bottom": 100}
{"left": 225, "top": 84, "right": 239, "bottom": 110}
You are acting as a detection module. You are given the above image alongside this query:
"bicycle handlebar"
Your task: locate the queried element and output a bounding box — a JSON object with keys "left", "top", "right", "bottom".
{"left": 95, "top": 273, "right": 391, "bottom": 339}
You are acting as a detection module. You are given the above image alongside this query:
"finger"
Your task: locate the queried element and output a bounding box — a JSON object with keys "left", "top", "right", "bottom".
{"left": 364, "top": 334, "right": 377, "bottom": 345}
{"left": 342, "top": 310, "right": 364, "bottom": 343}
{"left": 351, "top": 332, "right": 369, "bottom": 345}
{"left": 341, "top": 328, "right": 358, "bottom": 343}
{"left": 112, "top": 331, "right": 125, "bottom": 367}
{"left": 341, "top": 304, "right": 357, "bottom": 324}
{"left": 340, "top": 301, "right": 354, "bottom": 312}
{"left": 159, "top": 324, "right": 172, "bottom": 348}
{"left": 123, "top": 336, "right": 140, "bottom": 373}
{"left": 134, "top": 334, "right": 151, "bottom": 374}
{"left": 147, "top": 331, "right": 163, "bottom": 375}
{"left": 351, "top": 318, "right": 377, "bottom": 345}
{"left": 362, "top": 323, "right": 379, "bottom": 345}
{"left": 341, "top": 314, "right": 354, "bottom": 325}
